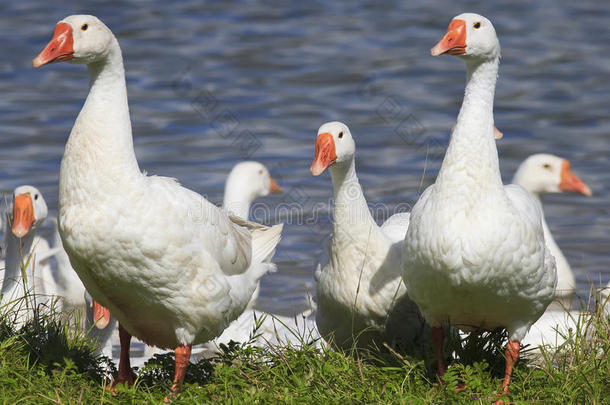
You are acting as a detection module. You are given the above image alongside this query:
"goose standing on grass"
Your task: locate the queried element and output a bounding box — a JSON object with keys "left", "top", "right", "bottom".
{"left": 310, "top": 121, "right": 426, "bottom": 351}
{"left": 33, "top": 15, "right": 283, "bottom": 398}
{"left": 512, "top": 154, "right": 591, "bottom": 301}
{"left": 1, "top": 186, "right": 54, "bottom": 321}
{"left": 402, "top": 14, "right": 556, "bottom": 402}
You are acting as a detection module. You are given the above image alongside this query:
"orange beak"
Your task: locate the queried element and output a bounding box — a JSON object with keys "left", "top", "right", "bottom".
{"left": 12, "top": 194, "right": 35, "bottom": 238}
{"left": 494, "top": 126, "right": 503, "bottom": 140}
{"left": 431, "top": 19, "right": 467, "bottom": 56}
{"left": 559, "top": 160, "right": 592, "bottom": 196}
{"left": 310, "top": 132, "right": 337, "bottom": 176}
{"left": 269, "top": 177, "right": 283, "bottom": 194}
{"left": 32, "top": 23, "right": 74, "bottom": 68}
{"left": 92, "top": 300, "right": 111, "bottom": 329}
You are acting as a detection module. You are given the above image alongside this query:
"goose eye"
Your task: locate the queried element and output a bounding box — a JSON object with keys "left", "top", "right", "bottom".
{"left": 34, "top": 194, "right": 39, "bottom": 200}
{"left": 473, "top": 22, "right": 481, "bottom": 29}
{"left": 338, "top": 131, "right": 344, "bottom": 139}
{"left": 258, "top": 169, "right": 263, "bottom": 175}
{"left": 543, "top": 163, "right": 552, "bottom": 170}
{"left": 81, "top": 24, "right": 88, "bottom": 31}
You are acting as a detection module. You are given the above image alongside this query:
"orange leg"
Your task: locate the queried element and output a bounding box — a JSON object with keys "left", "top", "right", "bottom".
{"left": 431, "top": 326, "right": 446, "bottom": 379}
{"left": 164, "top": 344, "right": 192, "bottom": 402}
{"left": 112, "top": 323, "right": 137, "bottom": 389}
{"left": 492, "top": 339, "right": 520, "bottom": 405}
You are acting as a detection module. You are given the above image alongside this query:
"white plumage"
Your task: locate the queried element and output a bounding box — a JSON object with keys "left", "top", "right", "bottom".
{"left": 402, "top": 13, "right": 557, "bottom": 399}
{"left": 33, "top": 14, "right": 283, "bottom": 392}
{"left": 310, "top": 121, "right": 426, "bottom": 350}
{"left": 512, "top": 154, "right": 591, "bottom": 300}
{"left": 223, "top": 161, "right": 282, "bottom": 221}
{"left": 223, "top": 161, "right": 282, "bottom": 309}
{"left": 1, "top": 186, "right": 56, "bottom": 325}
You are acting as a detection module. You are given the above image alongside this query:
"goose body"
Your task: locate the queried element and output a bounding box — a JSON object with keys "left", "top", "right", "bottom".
{"left": 33, "top": 15, "right": 282, "bottom": 393}
{"left": 311, "top": 122, "right": 426, "bottom": 350}
{"left": 512, "top": 154, "right": 591, "bottom": 300}
{"left": 402, "top": 14, "right": 556, "bottom": 400}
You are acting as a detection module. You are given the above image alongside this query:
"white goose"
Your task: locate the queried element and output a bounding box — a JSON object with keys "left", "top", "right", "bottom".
{"left": 402, "top": 14, "right": 556, "bottom": 401}
{"left": 223, "top": 161, "right": 282, "bottom": 221}
{"left": 223, "top": 161, "right": 282, "bottom": 309}
{"left": 207, "top": 162, "right": 320, "bottom": 351}
{"left": 33, "top": 15, "right": 283, "bottom": 396}
{"left": 1, "top": 186, "right": 54, "bottom": 324}
{"left": 310, "top": 121, "right": 426, "bottom": 350}
{"left": 512, "top": 154, "right": 591, "bottom": 300}
{"left": 1, "top": 187, "right": 113, "bottom": 347}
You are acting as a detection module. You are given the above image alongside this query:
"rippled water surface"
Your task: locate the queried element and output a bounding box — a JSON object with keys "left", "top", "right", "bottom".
{"left": 1, "top": 1, "right": 609, "bottom": 315}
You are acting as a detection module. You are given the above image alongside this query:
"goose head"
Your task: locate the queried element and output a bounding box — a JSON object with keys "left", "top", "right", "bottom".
{"left": 11, "top": 185, "right": 48, "bottom": 238}
{"left": 225, "top": 161, "right": 282, "bottom": 202}
{"left": 431, "top": 13, "right": 500, "bottom": 61}
{"left": 33, "top": 15, "right": 115, "bottom": 68}
{"left": 310, "top": 121, "right": 355, "bottom": 176}
{"left": 513, "top": 154, "right": 592, "bottom": 197}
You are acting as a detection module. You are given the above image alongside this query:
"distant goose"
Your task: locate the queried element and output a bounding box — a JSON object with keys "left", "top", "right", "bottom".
{"left": 512, "top": 154, "right": 591, "bottom": 300}
{"left": 206, "top": 163, "right": 319, "bottom": 350}
{"left": 223, "top": 161, "right": 282, "bottom": 221}
{"left": 223, "top": 161, "right": 282, "bottom": 309}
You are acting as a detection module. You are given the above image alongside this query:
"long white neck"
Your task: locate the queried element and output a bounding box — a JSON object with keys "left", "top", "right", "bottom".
{"left": 329, "top": 159, "right": 378, "bottom": 240}
{"left": 223, "top": 182, "right": 255, "bottom": 220}
{"left": 1, "top": 225, "right": 36, "bottom": 301}
{"left": 59, "top": 39, "right": 140, "bottom": 209}
{"left": 436, "top": 57, "right": 504, "bottom": 195}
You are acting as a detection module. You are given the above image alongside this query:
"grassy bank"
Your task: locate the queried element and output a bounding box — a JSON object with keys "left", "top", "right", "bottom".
{"left": 0, "top": 297, "right": 608, "bottom": 404}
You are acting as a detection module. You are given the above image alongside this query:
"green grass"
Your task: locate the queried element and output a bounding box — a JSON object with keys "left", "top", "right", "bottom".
{"left": 0, "top": 294, "right": 608, "bottom": 405}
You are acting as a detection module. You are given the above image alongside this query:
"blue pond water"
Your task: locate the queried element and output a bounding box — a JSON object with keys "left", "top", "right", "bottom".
{"left": 0, "top": 1, "right": 608, "bottom": 315}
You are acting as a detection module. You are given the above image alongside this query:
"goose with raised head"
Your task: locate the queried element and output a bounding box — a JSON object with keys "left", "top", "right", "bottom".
{"left": 1, "top": 186, "right": 54, "bottom": 323}
{"left": 223, "top": 161, "right": 282, "bottom": 221}
{"left": 311, "top": 121, "right": 426, "bottom": 351}
{"left": 512, "top": 154, "right": 591, "bottom": 301}
{"left": 402, "top": 14, "right": 556, "bottom": 402}
{"left": 223, "top": 161, "right": 282, "bottom": 309}
{"left": 33, "top": 15, "right": 283, "bottom": 398}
